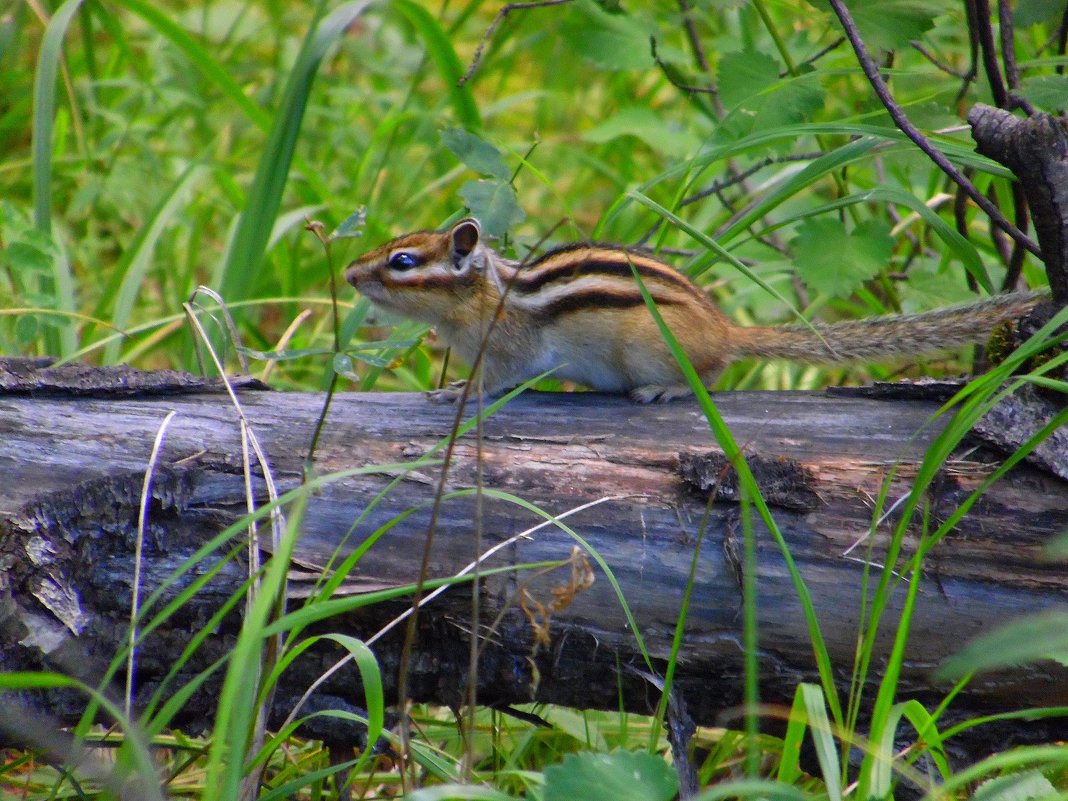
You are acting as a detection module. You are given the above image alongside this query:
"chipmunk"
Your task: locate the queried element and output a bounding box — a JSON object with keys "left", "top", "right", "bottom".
{"left": 344, "top": 218, "right": 1046, "bottom": 402}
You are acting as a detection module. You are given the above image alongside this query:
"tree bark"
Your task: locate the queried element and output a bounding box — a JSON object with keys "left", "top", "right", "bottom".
{"left": 969, "top": 104, "right": 1068, "bottom": 302}
{"left": 1, "top": 362, "right": 1066, "bottom": 756}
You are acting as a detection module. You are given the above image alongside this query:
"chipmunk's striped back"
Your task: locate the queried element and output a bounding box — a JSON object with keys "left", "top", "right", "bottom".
{"left": 345, "top": 217, "right": 1049, "bottom": 403}
{"left": 495, "top": 244, "right": 720, "bottom": 320}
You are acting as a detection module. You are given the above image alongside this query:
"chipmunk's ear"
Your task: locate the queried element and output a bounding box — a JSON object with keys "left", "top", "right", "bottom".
{"left": 450, "top": 218, "right": 482, "bottom": 261}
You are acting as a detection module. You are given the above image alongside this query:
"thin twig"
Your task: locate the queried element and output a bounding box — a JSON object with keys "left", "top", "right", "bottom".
{"left": 1059, "top": 7, "right": 1068, "bottom": 74}
{"left": 956, "top": 0, "right": 982, "bottom": 106}
{"left": 998, "top": 0, "right": 1020, "bottom": 90}
{"left": 972, "top": 0, "right": 1009, "bottom": 107}
{"left": 678, "top": 0, "right": 710, "bottom": 73}
{"left": 910, "top": 41, "right": 970, "bottom": 80}
{"left": 680, "top": 153, "right": 824, "bottom": 207}
{"left": 828, "top": 0, "right": 1041, "bottom": 258}
{"left": 1004, "top": 182, "right": 1030, "bottom": 290}
{"left": 459, "top": 0, "right": 575, "bottom": 85}
{"left": 798, "top": 36, "right": 846, "bottom": 70}
{"left": 997, "top": 1, "right": 1039, "bottom": 114}
{"left": 394, "top": 218, "right": 566, "bottom": 790}
{"left": 303, "top": 220, "right": 346, "bottom": 469}
{"left": 987, "top": 186, "right": 1013, "bottom": 267}
{"left": 953, "top": 183, "right": 979, "bottom": 293}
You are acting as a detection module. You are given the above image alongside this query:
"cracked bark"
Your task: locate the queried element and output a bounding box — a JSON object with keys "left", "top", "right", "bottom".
{"left": 1, "top": 361, "right": 1066, "bottom": 759}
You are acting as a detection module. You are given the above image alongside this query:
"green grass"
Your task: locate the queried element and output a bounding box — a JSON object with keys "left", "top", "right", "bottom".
{"left": 2, "top": 0, "right": 1066, "bottom": 798}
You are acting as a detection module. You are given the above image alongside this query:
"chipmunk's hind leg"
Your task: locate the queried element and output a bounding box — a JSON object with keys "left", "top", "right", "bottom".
{"left": 630, "top": 361, "right": 725, "bottom": 402}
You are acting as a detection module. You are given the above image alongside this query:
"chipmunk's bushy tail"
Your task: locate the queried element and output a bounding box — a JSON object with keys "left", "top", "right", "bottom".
{"left": 729, "top": 291, "right": 1046, "bottom": 364}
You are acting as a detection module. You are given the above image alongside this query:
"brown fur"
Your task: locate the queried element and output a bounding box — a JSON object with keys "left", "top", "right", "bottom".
{"left": 346, "top": 219, "right": 1047, "bottom": 401}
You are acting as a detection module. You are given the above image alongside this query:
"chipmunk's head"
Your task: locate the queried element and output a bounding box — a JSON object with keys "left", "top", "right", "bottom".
{"left": 344, "top": 218, "right": 492, "bottom": 324}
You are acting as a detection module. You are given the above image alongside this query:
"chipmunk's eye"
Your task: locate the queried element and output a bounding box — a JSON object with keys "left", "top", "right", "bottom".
{"left": 388, "top": 252, "right": 421, "bottom": 271}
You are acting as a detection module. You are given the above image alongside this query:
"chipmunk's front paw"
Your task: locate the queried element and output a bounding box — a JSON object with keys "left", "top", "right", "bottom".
{"left": 629, "top": 383, "right": 694, "bottom": 403}
{"left": 425, "top": 380, "right": 468, "bottom": 403}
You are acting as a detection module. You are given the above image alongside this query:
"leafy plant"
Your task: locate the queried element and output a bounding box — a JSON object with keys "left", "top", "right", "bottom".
{"left": 3, "top": 0, "right": 1066, "bottom": 798}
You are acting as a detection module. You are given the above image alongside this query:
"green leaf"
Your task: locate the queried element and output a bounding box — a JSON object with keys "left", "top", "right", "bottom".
{"left": 331, "top": 208, "right": 367, "bottom": 240}
{"left": 1015, "top": 0, "right": 1068, "bottom": 27}
{"left": 441, "top": 127, "right": 511, "bottom": 179}
{"left": 320, "top": 634, "right": 384, "bottom": 751}
{"left": 459, "top": 179, "right": 525, "bottom": 238}
{"left": 560, "top": 0, "right": 653, "bottom": 71}
{"left": 717, "top": 50, "right": 780, "bottom": 110}
{"left": 715, "top": 61, "right": 825, "bottom": 141}
{"left": 33, "top": 0, "right": 85, "bottom": 236}
{"left": 583, "top": 107, "right": 700, "bottom": 158}
{"left": 544, "top": 707, "right": 609, "bottom": 750}
{"left": 14, "top": 314, "right": 39, "bottom": 346}
{"left": 544, "top": 751, "right": 678, "bottom": 801}
{"left": 936, "top": 610, "right": 1068, "bottom": 679}
{"left": 792, "top": 217, "right": 893, "bottom": 298}
{"left": 972, "top": 771, "right": 1057, "bottom": 801}
{"left": 333, "top": 352, "right": 356, "bottom": 380}
{"left": 7, "top": 237, "right": 54, "bottom": 275}
{"left": 848, "top": 0, "right": 953, "bottom": 52}
{"left": 1016, "top": 75, "right": 1068, "bottom": 113}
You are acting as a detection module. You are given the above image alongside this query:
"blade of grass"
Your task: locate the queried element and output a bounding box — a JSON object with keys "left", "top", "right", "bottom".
{"left": 629, "top": 245, "right": 844, "bottom": 730}
{"left": 30, "top": 0, "right": 82, "bottom": 356}
{"left": 0, "top": 673, "right": 165, "bottom": 801}
{"left": 799, "top": 683, "right": 842, "bottom": 801}
{"left": 853, "top": 310, "right": 1068, "bottom": 797}
{"left": 218, "top": 1, "right": 372, "bottom": 306}
{"left": 627, "top": 191, "right": 806, "bottom": 322}
{"left": 101, "top": 163, "right": 207, "bottom": 363}
{"left": 31, "top": 0, "right": 84, "bottom": 237}
{"left": 393, "top": 0, "right": 481, "bottom": 131}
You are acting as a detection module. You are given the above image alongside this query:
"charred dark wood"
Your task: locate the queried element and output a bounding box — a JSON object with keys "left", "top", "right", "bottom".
{"left": 968, "top": 104, "right": 1068, "bottom": 302}
{"left": 1, "top": 372, "right": 1066, "bottom": 758}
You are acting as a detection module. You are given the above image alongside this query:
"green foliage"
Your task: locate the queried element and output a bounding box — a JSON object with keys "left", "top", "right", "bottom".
{"left": 584, "top": 107, "right": 702, "bottom": 158}
{"left": 559, "top": 0, "right": 655, "bottom": 71}
{"left": 543, "top": 750, "right": 679, "bottom": 801}
{"left": 937, "top": 610, "right": 1068, "bottom": 677}
{"left": 716, "top": 51, "right": 825, "bottom": 140}
{"left": 847, "top": 0, "right": 955, "bottom": 52}
{"left": 3, "top": 0, "right": 1067, "bottom": 798}
{"left": 442, "top": 127, "right": 512, "bottom": 181}
{"left": 459, "top": 179, "right": 526, "bottom": 237}
{"left": 1017, "top": 75, "right": 1068, "bottom": 113}
{"left": 792, "top": 217, "right": 893, "bottom": 298}
{"left": 972, "top": 771, "right": 1058, "bottom": 801}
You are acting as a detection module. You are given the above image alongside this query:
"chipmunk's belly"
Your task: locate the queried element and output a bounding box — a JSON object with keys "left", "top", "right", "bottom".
{"left": 542, "top": 331, "right": 639, "bottom": 392}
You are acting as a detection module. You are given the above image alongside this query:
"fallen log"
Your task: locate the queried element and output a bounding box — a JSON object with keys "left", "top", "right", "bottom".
{"left": 1, "top": 360, "right": 1066, "bottom": 757}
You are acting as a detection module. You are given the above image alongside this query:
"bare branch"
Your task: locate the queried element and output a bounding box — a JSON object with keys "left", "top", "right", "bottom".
{"left": 972, "top": 0, "right": 1010, "bottom": 106}
{"left": 680, "top": 153, "right": 824, "bottom": 208}
{"left": 910, "top": 41, "right": 971, "bottom": 80}
{"left": 998, "top": 0, "right": 1021, "bottom": 90}
{"left": 798, "top": 36, "right": 847, "bottom": 71}
{"left": 459, "top": 0, "right": 575, "bottom": 86}
{"left": 677, "top": 0, "right": 711, "bottom": 74}
{"left": 997, "top": 1, "right": 1040, "bottom": 115}
{"left": 827, "top": 0, "right": 1041, "bottom": 258}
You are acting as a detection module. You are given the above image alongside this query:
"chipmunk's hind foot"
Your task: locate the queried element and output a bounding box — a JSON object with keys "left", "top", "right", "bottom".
{"left": 426, "top": 380, "right": 468, "bottom": 403}
{"left": 629, "top": 383, "right": 695, "bottom": 403}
